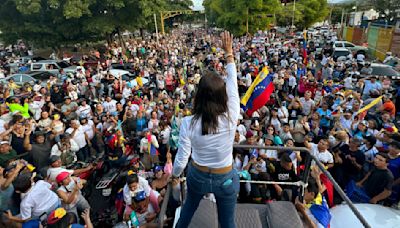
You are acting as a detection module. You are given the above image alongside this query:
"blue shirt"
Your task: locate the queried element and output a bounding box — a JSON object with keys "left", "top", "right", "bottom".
{"left": 136, "top": 117, "right": 147, "bottom": 132}
{"left": 316, "top": 108, "right": 332, "bottom": 127}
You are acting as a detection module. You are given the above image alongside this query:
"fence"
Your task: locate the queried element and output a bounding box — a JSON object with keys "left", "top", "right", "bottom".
{"left": 342, "top": 25, "right": 397, "bottom": 61}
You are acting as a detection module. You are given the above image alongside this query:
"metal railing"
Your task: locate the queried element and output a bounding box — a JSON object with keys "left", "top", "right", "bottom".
{"left": 158, "top": 145, "right": 371, "bottom": 228}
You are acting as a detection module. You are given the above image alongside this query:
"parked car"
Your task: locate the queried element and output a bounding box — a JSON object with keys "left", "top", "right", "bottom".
{"left": 108, "top": 69, "right": 149, "bottom": 87}
{"left": 332, "top": 47, "right": 351, "bottom": 61}
{"left": 110, "top": 63, "right": 135, "bottom": 74}
{"left": 0, "top": 71, "right": 59, "bottom": 87}
{"left": 334, "top": 41, "right": 368, "bottom": 55}
{"left": 370, "top": 63, "right": 400, "bottom": 80}
{"left": 30, "top": 60, "right": 82, "bottom": 75}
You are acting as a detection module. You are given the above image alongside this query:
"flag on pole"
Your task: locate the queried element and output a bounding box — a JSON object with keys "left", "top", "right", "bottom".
{"left": 356, "top": 96, "right": 383, "bottom": 119}
{"left": 303, "top": 30, "right": 308, "bottom": 65}
{"left": 241, "top": 66, "right": 275, "bottom": 116}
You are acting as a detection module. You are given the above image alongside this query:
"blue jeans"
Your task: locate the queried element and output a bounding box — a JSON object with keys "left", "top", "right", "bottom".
{"left": 176, "top": 163, "right": 240, "bottom": 228}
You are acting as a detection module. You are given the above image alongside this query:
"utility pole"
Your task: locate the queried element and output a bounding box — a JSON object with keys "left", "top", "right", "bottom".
{"left": 246, "top": 7, "right": 249, "bottom": 34}
{"left": 154, "top": 13, "right": 159, "bottom": 44}
{"left": 204, "top": 11, "right": 207, "bottom": 29}
{"left": 340, "top": 8, "right": 345, "bottom": 39}
{"left": 291, "top": 0, "right": 296, "bottom": 33}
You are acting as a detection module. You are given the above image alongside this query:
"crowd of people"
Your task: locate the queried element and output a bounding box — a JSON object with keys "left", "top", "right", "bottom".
{"left": 0, "top": 27, "right": 399, "bottom": 227}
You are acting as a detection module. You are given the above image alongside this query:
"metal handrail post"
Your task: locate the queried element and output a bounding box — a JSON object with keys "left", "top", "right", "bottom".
{"left": 158, "top": 183, "right": 172, "bottom": 228}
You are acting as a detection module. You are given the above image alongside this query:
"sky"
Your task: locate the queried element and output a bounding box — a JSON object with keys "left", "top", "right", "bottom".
{"left": 191, "top": 0, "right": 349, "bottom": 10}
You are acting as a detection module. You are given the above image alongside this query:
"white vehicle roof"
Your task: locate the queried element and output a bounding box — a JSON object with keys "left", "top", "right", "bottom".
{"left": 334, "top": 47, "right": 350, "bottom": 52}
{"left": 370, "top": 63, "right": 393, "bottom": 68}
{"left": 108, "top": 69, "right": 131, "bottom": 78}
{"left": 330, "top": 204, "right": 400, "bottom": 228}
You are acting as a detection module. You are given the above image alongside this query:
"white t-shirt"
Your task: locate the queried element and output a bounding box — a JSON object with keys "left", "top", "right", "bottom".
{"left": 130, "top": 104, "right": 140, "bottom": 117}
{"left": 66, "top": 126, "right": 87, "bottom": 149}
{"left": 81, "top": 120, "right": 95, "bottom": 140}
{"left": 300, "top": 98, "right": 315, "bottom": 116}
{"left": 102, "top": 100, "right": 117, "bottom": 113}
{"left": 20, "top": 180, "right": 60, "bottom": 220}
{"left": 77, "top": 105, "right": 92, "bottom": 119}
{"left": 0, "top": 119, "right": 5, "bottom": 134}
{"left": 317, "top": 151, "right": 334, "bottom": 164}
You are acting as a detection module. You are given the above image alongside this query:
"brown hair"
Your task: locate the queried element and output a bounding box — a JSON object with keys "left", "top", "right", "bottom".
{"left": 192, "top": 70, "right": 228, "bottom": 135}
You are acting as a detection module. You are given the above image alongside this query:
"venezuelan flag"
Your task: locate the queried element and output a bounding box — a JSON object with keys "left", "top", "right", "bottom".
{"left": 307, "top": 193, "right": 332, "bottom": 228}
{"left": 241, "top": 66, "right": 275, "bottom": 116}
{"left": 303, "top": 30, "right": 308, "bottom": 65}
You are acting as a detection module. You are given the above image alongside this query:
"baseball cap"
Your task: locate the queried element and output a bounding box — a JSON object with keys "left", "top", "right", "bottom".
{"left": 0, "top": 141, "right": 10, "bottom": 145}
{"left": 360, "top": 120, "right": 369, "bottom": 127}
{"left": 47, "top": 207, "right": 67, "bottom": 225}
{"left": 153, "top": 165, "right": 163, "bottom": 173}
{"left": 264, "top": 134, "right": 274, "bottom": 142}
{"left": 245, "top": 131, "right": 254, "bottom": 138}
{"left": 56, "top": 171, "right": 70, "bottom": 183}
{"left": 133, "top": 191, "right": 146, "bottom": 202}
{"left": 48, "top": 155, "right": 60, "bottom": 165}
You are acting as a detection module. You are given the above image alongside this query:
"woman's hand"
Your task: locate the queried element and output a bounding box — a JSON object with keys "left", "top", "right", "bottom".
{"left": 221, "top": 31, "right": 233, "bottom": 55}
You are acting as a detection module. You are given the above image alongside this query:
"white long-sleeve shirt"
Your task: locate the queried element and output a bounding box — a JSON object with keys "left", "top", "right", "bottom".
{"left": 172, "top": 63, "right": 240, "bottom": 177}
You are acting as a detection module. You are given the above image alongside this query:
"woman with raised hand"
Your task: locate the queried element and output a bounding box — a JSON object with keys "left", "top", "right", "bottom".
{"left": 172, "top": 31, "right": 240, "bottom": 228}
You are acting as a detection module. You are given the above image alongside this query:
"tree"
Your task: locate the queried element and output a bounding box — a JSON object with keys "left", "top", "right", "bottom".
{"left": 0, "top": 0, "right": 193, "bottom": 49}
{"left": 276, "top": 0, "right": 329, "bottom": 30}
{"left": 204, "top": 0, "right": 282, "bottom": 36}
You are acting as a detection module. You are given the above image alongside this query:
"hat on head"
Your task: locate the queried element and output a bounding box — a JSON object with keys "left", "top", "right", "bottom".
{"left": 264, "top": 134, "right": 274, "bottom": 142}
{"left": 64, "top": 96, "right": 71, "bottom": 100}
{"left": 246, "top": 131, "right": 254, "bottom": 138}
{"left": 153, "top": 165, "right": 163, "bottom": 173}
{"left": 360, "top": 120, "right": 369, "bottom": 127}
{"left": 47, "top": 207, "right": 67, "bottom": 225}
{"left": 56, "top": 171, "right": 70, "bottom": 183}
{"left": 133, "top": 190, "right": 146, "bottom": 202}
{"left": 48, "top": 155, "right": 60, "bottom": 165}
{"left": 0, "top": 141, "right": 10, "bottom": 145}
{"left": 238, "top": 114, "right": 243, "bottom": 120}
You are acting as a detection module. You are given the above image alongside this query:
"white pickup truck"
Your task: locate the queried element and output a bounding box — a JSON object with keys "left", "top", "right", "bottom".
{"left": 333, "top": 41, "right": 368, "bottom": 55}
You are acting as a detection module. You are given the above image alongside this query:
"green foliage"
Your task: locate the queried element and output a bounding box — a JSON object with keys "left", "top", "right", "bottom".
{"left": 204, "top": 0, "right": 282, "bottom": 36}
{"left": 0, "top": 0, "right": 193, "bottom": 48}
{"left": 276, "top": 0, "right": 329, "bottom": 29}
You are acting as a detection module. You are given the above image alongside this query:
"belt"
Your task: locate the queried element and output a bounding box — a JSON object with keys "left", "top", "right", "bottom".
{"left": 191, "top": 161, "right": 232, "bottom": 174}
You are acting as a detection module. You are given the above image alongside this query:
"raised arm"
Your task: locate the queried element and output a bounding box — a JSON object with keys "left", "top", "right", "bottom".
{"left": 222, "top": 31, "right": 240, "bottom": 123}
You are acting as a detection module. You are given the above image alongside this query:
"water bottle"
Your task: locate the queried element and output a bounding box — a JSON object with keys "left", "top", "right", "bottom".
{"left": 130, "top": 211, "right": 140, "bottom": 227}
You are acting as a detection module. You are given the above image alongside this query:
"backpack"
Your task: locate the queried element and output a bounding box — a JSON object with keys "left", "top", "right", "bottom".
{"left": 57, "top": 143, "right": 75, "bottom": 166}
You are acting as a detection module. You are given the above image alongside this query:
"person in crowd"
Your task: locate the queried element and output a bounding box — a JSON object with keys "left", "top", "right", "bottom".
{"left": 352, "top": 153, "right": 394, "bottom": 204}
{"left": 47, "top": 155, "right": 93, "bottom": 183}
{"left": 0, "top": 141, "right": 17, "bottom": 167}
{"left": 4, "top": 172, "right": 60, "bottom": 223}
{"left": 24, "top": 130, "right": 52, "bottom": 172}
{"left": 56, "top": 172, "right": 90, "bottom": 219}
